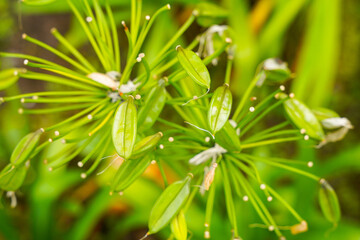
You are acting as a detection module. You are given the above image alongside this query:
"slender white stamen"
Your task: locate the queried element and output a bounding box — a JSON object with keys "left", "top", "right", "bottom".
{"left": 185, "top": 121, "right": 214, "bottom": 139}
{"left": 97, "top": 156, "right": 120, "bottom": 175}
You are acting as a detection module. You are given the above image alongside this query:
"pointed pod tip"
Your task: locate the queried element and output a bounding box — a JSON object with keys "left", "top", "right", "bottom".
{"left": 21, "top": 33, "right": 27, "bottom": 39}
{"left": 175, "top": 45, "right": 182, "bottom": 51}
{"left": 166, "top": 4, "right": 171, "bottom": 9}
{"left": 158, "top": 131, "right": 163, "bottom": 137}
{"left": 50, "top": 27, "right": 57, "bottom": 33}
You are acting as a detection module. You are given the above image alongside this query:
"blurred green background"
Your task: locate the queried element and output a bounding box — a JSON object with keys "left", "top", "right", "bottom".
{"left": 0, "top": 0, "right": 359, "bottom": 239}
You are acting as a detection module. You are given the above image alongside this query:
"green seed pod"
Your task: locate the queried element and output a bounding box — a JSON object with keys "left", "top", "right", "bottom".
{"left": 319, "top": 179, "right": 341, "bottom": 225}
{"left": 193, "top": 2, "right": 228, "bottom": 27}
{"left": 10, "top": 130, "right": 42, "bottom": 166}
{"left": 111, "top": 156, "right": 151, "bottom": 193}
{"left": 176, "top": 46, "right": 211, "bottom": 89}
{"left": 0, "top": 163, "right": 28, "bottom": 191}
{"left": 284, "top": 98, "right": 325, "bottom": 140}
{"left": 138, "top": 80, "right": 166, "bottom": 132}
{"left": 131, "top": 132, "right": 163, "bottom": 159}
{"left": 170, "top": 210, "right": 187, "bottom": 240}
{"left": 0, "top": 68, "right": 25, "bottom": 90}
{"left": 112, "top": 96, "right": 137, "bottom": 159}
{"left": 21, "top": 0, "right": 56, "bottom": 5}
{"left": 312, "top": 107, "right": 340, "bottom": 121}
{"left": 208, "top": 84, "right": 232, "bottom": 134}
{"left": 148, "top": 175, "right": 192, "bottom": 234}
{"left": 215, "top": 121, "right": 241, "bottom": 151}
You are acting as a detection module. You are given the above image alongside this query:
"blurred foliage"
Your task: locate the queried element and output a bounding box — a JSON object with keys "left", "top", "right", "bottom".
{"left": 0, "top": 0, "right": 359, "bottom": 239}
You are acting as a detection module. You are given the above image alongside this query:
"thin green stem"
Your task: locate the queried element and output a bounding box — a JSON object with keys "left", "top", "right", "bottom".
{"left": 241, "top": 136, "right": 302, "bottom": 149}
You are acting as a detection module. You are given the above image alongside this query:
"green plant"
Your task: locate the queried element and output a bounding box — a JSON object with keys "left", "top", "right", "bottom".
{"left": 0, "top": 0, "right": 353, "bottom": 239}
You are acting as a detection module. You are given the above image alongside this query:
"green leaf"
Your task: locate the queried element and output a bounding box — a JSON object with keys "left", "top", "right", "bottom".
{"left": 111, "top": 156, "right": 151, "bottom": 193}
{"left": 208, "top": 84, "right": 232, "bottom": 134}
{"left": 0, "top": 163, "right": 28, "bottom": 191}
{"left": 284, "top": 98, "right": 325, "bottom": 140}
{"left": 148, "top": 175, "right": 192, "bottom": 234}
{"left": 170, "top": 210, "right": 187, "bottom": 240}
{"left": 112, "top": 96, "right": 137, "bottom": 159}
{"left": 138, "top": 80, "right": 166, "bottom": 132}
{"left": 194, "top": 2, "right": 228, "bottom": 27}
{"left": 0, "top": 68, "right": 25, "bottom": 90}
{"left": 10, "top": 130, "right": 42, "bottom": 166}
{"left": 22, "top": 0, "right": 56, "bottom": 6}
{"left": 176, "top": 46, "right": 211, "bottom": 89}
{"left": 215, "top": 121, "right": 241, "bottom": 151}
{"left": 319, "top": 179, "right": 341, "bottom": 225}
{"left": 131, "top": 132, "right": 163, "bottom": 159}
